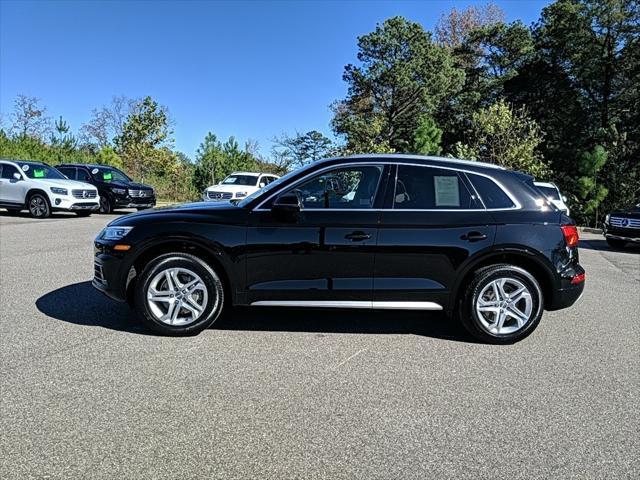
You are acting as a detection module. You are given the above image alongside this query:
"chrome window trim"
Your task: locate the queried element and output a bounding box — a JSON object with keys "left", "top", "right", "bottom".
{"left": 253, "top": 161, "right": 521, "bottom": 212}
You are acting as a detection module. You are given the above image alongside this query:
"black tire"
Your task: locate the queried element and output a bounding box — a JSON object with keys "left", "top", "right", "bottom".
{"left": 136, "top": 207, "right": 150, "bottom": 211}
{"left": 75, "top": 211, "right": 92, "bottom": 217}
{"left": 606, "top": 238, "right": 626, "bottom": 249}
{"left": 458, "top": 264, "right": 544, "bottom": 344}
{"left": 4, "top": 208, "right": 21, "bottom": 215}
{"left": 27, "top": 192, "right": 51, "bottom": 218}
{"left": 134, "top": 252, "right": 225, "bottom": 336}
{"left": 99, "top": 195, "right": 112, "bottom": 214}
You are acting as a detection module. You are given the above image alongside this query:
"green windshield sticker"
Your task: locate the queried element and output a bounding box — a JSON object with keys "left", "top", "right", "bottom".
{"left": 33, "top": 168, "right": 45, "bottom": 178}
{"left": 103, "top": 172, "right": 113, "bottom": 181}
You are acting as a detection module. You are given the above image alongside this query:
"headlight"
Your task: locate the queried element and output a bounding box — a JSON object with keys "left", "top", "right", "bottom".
{"left": 235, "top": 191, "right": 248, "bottom": 198}
{"left": 101, "top": 226, "right": 133, "bottom": 241}
{"left": 50, "top": 187, "right": 68, "bottom": 195}
{"left": 605, "top": 214, "right": 610, "bottom": 223}
{"left": 112, "top": 187, "right": 127, "bottom": 195}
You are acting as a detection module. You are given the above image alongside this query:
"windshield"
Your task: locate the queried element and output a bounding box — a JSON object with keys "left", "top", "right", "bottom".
{"left": 536, "top": 185, "right": 560, "bottom": 201}
{"left": 221, "top": 174, "right": 259, "bottom": 186}
{"left": 91, "top": 166, "right": 131, "bottom": 183}
{"left": 16, "top": 162, "right": 66, "bottom": 180}
{"left": 237, "top": 166, "right": 308, "bottom": 207}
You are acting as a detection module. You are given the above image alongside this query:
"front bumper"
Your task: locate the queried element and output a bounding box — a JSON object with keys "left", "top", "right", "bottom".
{"left": 92, "top": 240, "right": 133, "bottom": 302}
{"left": 603, "top": 224, "right": 640, "bottom": 242}
{"left": 51, "top": 196, "right": 99, "bottom": 211}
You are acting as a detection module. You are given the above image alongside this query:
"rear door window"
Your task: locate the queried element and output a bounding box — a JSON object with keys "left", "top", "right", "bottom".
{"left": 393, "top": 165, "right": 479, "bottom": 209}
{"left": 77, "top": 169, "right": 92, "bottom": 182}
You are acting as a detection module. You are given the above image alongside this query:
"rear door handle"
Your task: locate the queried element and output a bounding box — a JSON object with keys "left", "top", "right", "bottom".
{"left": 462, "top": 231, "right": 487, "bottom": 242}
{"left": 345, "top": 231, "right": 371, "bottom": 242}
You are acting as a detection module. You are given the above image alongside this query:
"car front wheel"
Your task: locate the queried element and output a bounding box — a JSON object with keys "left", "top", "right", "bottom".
{"left": 459, "top": 264, "right": 544, "bottom": 344}
{"left": 134, "top": 253, "right": 225, "bottom": 335}
{"left": 28, "top": 193, "right": 51, "bottom": 218}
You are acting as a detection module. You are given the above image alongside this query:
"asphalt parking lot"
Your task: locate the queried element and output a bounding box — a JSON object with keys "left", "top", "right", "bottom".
{"left": 1, "top": 211, "right": 638, "bottom": 479}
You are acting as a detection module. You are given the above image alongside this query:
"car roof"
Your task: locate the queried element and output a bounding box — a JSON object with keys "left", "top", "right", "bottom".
{"left": 229, "top": 171, "right": 264, "bottom": 176}
{"left": 57, "top": 163, "right": 107, "bottom": 168}
{"left": 317, "top": 154, "right": 506, "bottom": 172}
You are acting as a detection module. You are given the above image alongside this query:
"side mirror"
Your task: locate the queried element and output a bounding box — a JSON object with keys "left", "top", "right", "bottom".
{"left": 13, "top": 172, "right": 22, "bottom": 181}
{"left": 272, "top": 191, "right": 302, "bottom": 222}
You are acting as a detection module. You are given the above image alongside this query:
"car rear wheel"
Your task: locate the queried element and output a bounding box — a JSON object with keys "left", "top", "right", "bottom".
{"left": 75, "top": 211, "right": 92, "bottom": 217}
{"left": 134, "top": 253, "right": 225, "bottom": 335}
{"left": 99, "top": 196, "right": 112, "bottom": 214}
{"left": 606, "top": 238, "right": 626, "bottom": 249}
{"left": 28, "top": 193, "right": 51, "bottom": 218}
{"left": 459, "top": 264, "right": 544, "bottom": 344}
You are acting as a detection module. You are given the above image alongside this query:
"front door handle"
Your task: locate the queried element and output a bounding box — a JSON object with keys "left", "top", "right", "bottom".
{"left": 462, "top": 231, "right": 488, "bottom": 242}
{"left": 345, "top": 231, "right": 371, "bottom": 242}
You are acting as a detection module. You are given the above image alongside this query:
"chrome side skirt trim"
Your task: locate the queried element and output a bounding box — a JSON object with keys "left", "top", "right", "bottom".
{"left": 250, "top": 300, "right": 443, "bottom": 310}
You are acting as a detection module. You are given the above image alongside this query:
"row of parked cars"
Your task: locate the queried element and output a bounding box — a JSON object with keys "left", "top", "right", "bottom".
{"left": 0, "top": 159, "right": 157, "bottom": 218}
{"left": 0, "top": 158, "right": 282, "bottom": 219}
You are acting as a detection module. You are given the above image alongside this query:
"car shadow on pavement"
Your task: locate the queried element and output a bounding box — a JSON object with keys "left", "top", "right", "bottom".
{"left": 580, "top": 239, "right": 640, "bottom": 253}
{"left": 36, "top": 281, "right": 150, "bottom": 335}
{"left": 37, "top": 281, "right": 476, "bottom": 342}
{"left": 215, "top": 307, "right": 478, "bottom": 343}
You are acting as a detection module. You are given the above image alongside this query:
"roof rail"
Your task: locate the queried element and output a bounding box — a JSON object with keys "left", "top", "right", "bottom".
{"left": 319, "top": 153, "right": 506, "bottom": 170}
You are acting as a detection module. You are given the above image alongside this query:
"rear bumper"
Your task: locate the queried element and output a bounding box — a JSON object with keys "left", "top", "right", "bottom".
{"left": 547, "top": 282, "right": 584, "bottom": 310}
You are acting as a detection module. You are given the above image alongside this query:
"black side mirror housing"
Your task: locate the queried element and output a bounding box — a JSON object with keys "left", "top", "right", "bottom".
{"left": 272, "top": 191, "right": 303, "bottom": 222}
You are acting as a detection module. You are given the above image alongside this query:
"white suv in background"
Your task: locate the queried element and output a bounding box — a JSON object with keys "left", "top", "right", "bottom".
{"left": 0, "top": 159, "right": 100, "bottom": 218}
{"left": 534, "top": 181, "right": 570, "bottom": 216}
{"left": 203, "top": 171, "right": 280, "bottom": 201}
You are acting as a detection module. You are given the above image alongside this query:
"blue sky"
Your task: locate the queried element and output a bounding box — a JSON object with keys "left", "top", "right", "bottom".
{"left": 0, "top": 0, "right": 550, "bottom": 158}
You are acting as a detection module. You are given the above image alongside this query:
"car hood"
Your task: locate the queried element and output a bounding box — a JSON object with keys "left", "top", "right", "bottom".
{"left": 109, "top": 201, "right": 244, "bottom": 226}
{"left": 206, "top": 184, "right": 257, "bottom": 193}
{"left": 37, "top": 178, "right": 97, "bottom": 190}
{"left": 106, "top": 181, "right": 153, "bottom": 190}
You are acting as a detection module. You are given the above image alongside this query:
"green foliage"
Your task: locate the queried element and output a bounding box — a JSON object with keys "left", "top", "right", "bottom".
{"left": 192, "top": 132, "right": 263, "bottom": 193}
{"left": 114, "top": 96, "right": 173, "bottom": 177}
{"left": 412, "top": 117, "right": 442, "bottom": 155}
{"left": 331, "top": 16, "right": 464, "bottom": 152}
{"left": 462, "top": 100, "right": 549, "bottom": 177}
{"left": 574, "top": 145, "right": 609, "bottom": 224}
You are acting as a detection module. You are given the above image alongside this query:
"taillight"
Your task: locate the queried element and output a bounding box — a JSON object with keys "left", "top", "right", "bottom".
{"left": 571, "top": 272, "right": 585, "bottom": 284}
{"left": 561, "top": 225, "right": 579, "bottom": 247}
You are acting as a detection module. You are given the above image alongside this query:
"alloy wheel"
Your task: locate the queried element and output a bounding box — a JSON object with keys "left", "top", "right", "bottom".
{"left": 475, "top": 277, "right": 533, "bottom": 335}
{"left": 29, "top": 195, "right": 48, "bottom": 217}
{"left": 146, "top": 267, "right": 210, "bottom": 326}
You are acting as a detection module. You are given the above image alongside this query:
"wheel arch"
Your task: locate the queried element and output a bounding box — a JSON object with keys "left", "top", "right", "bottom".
{"left": 448, "top": 248, "right": 557, "bottom": 314}
{"left": 124, "top": 238, "right": 233, "bottom": 308}
{"left": 26, "top": 188, "right": 51, "bottom": 203}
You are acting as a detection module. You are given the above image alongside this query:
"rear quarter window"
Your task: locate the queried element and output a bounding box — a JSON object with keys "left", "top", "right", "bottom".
{"left": 467, "top": 173, "right": 516, "bottom": 209}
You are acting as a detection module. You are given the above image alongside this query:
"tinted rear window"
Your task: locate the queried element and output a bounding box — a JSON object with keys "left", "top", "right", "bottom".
{"left": 467, "top": 173, "right": 516, "bottom": 209}
{"left": 536, "top": 185, "right": 560, "bottom": 200}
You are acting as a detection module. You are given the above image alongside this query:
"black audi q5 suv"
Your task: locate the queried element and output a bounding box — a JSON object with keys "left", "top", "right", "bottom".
{"left": 93, "top": 154, "right": 585, "bottom": 343}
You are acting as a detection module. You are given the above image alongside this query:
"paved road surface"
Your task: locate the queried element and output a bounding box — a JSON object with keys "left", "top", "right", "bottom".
{"left": 1, "top": 211, "right": 638, "bottom": 479}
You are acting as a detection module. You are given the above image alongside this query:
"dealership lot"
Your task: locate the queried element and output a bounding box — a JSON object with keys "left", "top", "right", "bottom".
{"left": 1, "top": 212, "right": 638, "bottom": 479}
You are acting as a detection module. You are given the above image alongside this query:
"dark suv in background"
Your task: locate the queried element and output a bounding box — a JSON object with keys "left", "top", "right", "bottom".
{"left": 57, "top": 164, "right": 156, "bottom": 214}
{"left": 92, "top": 154, "right": 585, "bottom": 344}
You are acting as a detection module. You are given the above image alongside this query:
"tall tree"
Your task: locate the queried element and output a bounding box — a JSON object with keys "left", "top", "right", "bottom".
{"left": 9, "top": 94, "right": 52, "bottom": 140}
{"left": 435, "top": 2, "right": 505, "bottom": 48}
{"left": 114, "top": 96, "right": 172, "bottom": 176}
{"left": 332, "top": 16, "right": 464, "bottom": 153}
{"left": 271, "top": 130, "right": 334, "bottom": 169}
{"left": 80, "top": 95, "right": 136, "bottom": 148}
